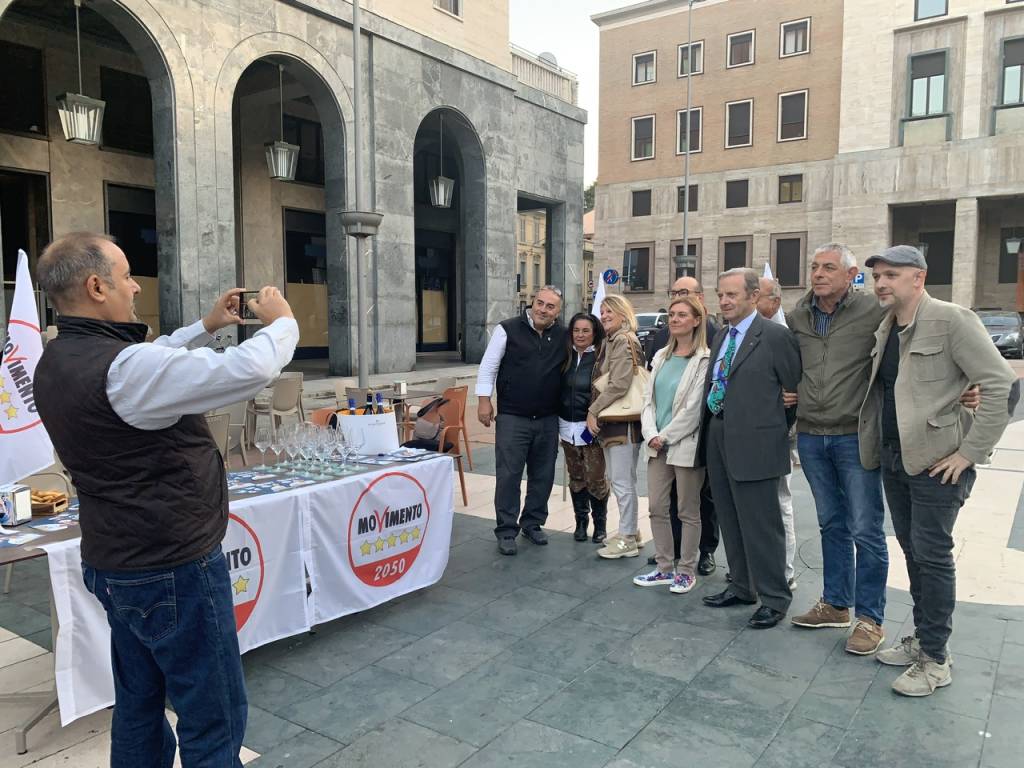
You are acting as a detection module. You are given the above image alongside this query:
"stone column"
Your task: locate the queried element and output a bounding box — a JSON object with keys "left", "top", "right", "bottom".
{"left": 952, "top": 197, "right": 979, "bottom": 308}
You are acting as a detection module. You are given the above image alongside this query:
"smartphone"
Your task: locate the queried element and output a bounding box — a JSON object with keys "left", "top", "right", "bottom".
{"left": 580, "top": 427, "right": 594, "bottom": 444}
{"left": 239, "top": 291, "right": 260, "bottom": 321}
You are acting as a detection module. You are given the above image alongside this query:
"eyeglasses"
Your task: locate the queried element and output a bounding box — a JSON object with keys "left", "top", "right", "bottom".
{"left": 667, "top": 288, "right": 701, "bottom": 298}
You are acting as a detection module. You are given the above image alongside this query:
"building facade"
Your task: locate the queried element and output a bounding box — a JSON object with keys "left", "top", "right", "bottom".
{"left": 0, "top": 0, "right": 585, "bottom": 374}
{"left": 593, "top": 0, "right": 1024, "bottom": 313}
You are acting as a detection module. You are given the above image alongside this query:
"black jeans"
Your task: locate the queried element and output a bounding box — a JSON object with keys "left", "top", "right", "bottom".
{"left": 494, "top": 414, "right": 559, "bottom": 538}
{"left": 881, "top": 442, "right": 976, "bottom": 663}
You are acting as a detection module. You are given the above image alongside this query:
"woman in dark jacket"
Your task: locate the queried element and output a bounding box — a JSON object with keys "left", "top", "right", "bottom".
{"left": 559, "top": 313, "right": 610, "bottom": 543}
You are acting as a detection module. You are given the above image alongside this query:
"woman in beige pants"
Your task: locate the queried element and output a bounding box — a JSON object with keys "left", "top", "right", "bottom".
{"left": 635, "top": 295, "right": 710, "bottom": 594}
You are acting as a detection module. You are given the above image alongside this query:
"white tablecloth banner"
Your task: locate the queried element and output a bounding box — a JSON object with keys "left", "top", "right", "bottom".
{"left": 39, "top": 456, "right": 453, "bottom": 726}
{"left": 308, "top": 457, "right": 454, "bottom": 623}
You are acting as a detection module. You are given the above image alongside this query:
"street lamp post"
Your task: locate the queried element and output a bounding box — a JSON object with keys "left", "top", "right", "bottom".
{"left": 341, "top": 0, "right": 382, "bottom": 389}
{"left": 676, "top": 0, "right": 700, "bottom": 277}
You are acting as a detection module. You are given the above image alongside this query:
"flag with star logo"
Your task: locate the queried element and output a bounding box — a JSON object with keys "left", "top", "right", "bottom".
{"left": 1, "top": 250, "right": 53, "bottom": 487}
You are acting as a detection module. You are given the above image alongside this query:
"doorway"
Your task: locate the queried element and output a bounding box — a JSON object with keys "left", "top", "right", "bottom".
{"left": 1, "top": 169, "right": 50, "bottom": 324}
{"left": 415, "top": 229, "right": 456, "bottom": 352}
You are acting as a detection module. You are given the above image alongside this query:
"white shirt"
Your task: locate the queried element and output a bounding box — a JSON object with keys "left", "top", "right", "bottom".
{"left": 474, "top": 311, "right": 540, "bottom": 398}
{"left": 106, "top": 318, "right": 300, "bottom": 430}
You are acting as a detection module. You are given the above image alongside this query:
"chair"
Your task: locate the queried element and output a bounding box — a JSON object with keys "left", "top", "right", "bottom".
{"left": 204, "top": 413, "right": 231, "bottom": 468}
{"left": 439, "top": 385, "right": 474, "bottom": 470}
{"left": 246, "top": 373, "right": 305, "bottom": 440}
{"left": 224, "top": 400, "right": 249, "bottom": 467}
{"left": 343, "top": 387, "right": 371, "bottom": 411}
{"left": 435, "top": 388, "right": 470, "bottom": 506}
{"left": 310, "top": 406, "right": 335, "bottom": 427}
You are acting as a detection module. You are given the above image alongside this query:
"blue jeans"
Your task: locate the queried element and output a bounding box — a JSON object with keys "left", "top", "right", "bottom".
{"left": 798, "top": 433, "right": 889, "bottom": 624}
{"left": 83, "top": 547, "right": 247, "bottom": 768}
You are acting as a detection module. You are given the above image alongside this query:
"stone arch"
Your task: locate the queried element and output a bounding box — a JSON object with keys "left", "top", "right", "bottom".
{"left": 213, "top": 33, "right": 354, "bottom": 372}
{"left": 0, "top": 0, "right": 197, "bottom": 330}
{"left": 412, "top": 105, "right": 488, "bottom": 361}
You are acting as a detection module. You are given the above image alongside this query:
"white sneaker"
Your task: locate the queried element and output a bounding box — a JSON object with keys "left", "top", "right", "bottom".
{"left": 669, "top": 573, "right": 696, "bottom": 594}
{"left": 597, "top": 535, "right": 639, "bottom": 559}
{"left": 891, "top": 654, "right": 952, "bottom": 697}
{"left": 632, "top": 569, "right": 674, "bottom": 587}
{"left": 876, "top": 635, "right": 954, "bottom": 668}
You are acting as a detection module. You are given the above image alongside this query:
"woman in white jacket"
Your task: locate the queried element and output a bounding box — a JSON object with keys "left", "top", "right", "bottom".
{"left": 634, "top": 295, "right": 710, "bottom": 594}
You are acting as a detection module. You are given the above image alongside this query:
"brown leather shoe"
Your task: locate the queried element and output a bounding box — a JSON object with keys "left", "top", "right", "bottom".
{"left": 790, "top": 599, "right": 851, "bottom": 628}
{"left": 845, "top": 617, "right": 885, "bottom": 655}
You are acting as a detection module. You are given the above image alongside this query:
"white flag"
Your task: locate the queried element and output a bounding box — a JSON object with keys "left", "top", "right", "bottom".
{"left": 762, "top": 262, "right": 787, "bottom": 326}
{"left": 591, "top": 270, "right": 608, "bottom": 320}
{"left": 1, "top": 250, "right": 53, "bottom": 486}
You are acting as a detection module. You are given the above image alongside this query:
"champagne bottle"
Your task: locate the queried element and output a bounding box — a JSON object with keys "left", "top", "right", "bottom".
{"left": 346, "top": 397, "right": 357, "bottom": 416}
{"left": 363, "top": 393, "right": 374, "bottom": 415}
{"left": 374, "top": 393, "right": 385, "bottom": 414}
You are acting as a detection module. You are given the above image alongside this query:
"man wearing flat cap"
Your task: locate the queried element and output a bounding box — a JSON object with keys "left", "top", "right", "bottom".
{"left": 858, "top": 245, "right": 1015, "bottom": 697}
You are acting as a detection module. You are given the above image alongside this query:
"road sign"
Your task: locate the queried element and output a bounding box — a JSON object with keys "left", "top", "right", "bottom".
{"left": 603, "top": 269, "right": 620, "bottom": 285}
{"left": 588, "top": 280, "right": 594, "bottom": 290}
{"left": 853, "top": 272, "right": 865, "bottom": 286}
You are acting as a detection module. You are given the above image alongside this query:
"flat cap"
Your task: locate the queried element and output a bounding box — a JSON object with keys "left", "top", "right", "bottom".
{"left": 865, "top": 245, "right": 927, "bottom": 270}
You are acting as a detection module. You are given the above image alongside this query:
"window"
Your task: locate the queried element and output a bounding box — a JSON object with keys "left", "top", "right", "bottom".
{"left": 434, "top": 0, "right": 461, "bottom": 17}
{"left": 671, "top": 240, "right": 700, "bottom": 280}
{"left": 633, "top": 51, "right": 657, "bottom": 85}
{"left": 623, "top": 245, "right": 652, "bottom": 291}
{"left": 106, "top": 185, "right": 157, "bottom": 279}
{"left": 0, "top": 43, "right": 45, "bottom": 135}
{"left": 533, "top": 262, "right": 541, "bottom": 289}
{"left": 283, "top": 115, "right": 325, "bottom": 185}
{"left": 909, "top": 52, "right": 946, "bottom": 117}
{"left": 780, "top": 19, "right": 810, "bottom": 57}
{"left": 519, "top": 259, "right": 527, "bottom": 289}
{"left": 631, "top": 115, "right": 655, "bottom": 160}
{"left": 1000, "top": 228, "right": 1024, "bottom": 284}
{"left": 676, "top": 108, "right": 703, "bottom": 153}
{"left": 915, "top": 0, "right": 947, "bottom": 21}
{"left": 678, "top": 42, "right": 704, "bottom": 76}
{"left": 632, "top": 189, "right": 652, "bottom": 217}
{"left": 726, "top": 100, "right": 753, "bottom": 147}
{"left": 1003, "top": 38, "right": 1024, "bottom": 105}
{"left": 720, "top": 238, "right": 751, "bottom": 271}
{"left": 284, "top": 209, "right": 327, "bottom": 284}
{"left": 726, "top": 180, "right": 749, "bottom": 209}
{"left": 779, "top": 174, "right": 803, "bottom": 203}
{"left": 919, "top": 231, "right": 954, "bottom": 285}
{"left": 778, "top": 90, "right": 808, "bottom": 141}
{"left": 101, "top": 68, "right": 154, "bottom": 155}
{"left": 772, "top": 233, "right": 807, "bottom": 287}
{"left": 728, "top": 31, "right": 755, "bottom": 68}
{"left": 519, "top": 218, "right": 527, "bottom": 242}
{"left": 677, "top": 184, "right": 698, "bottom": 213}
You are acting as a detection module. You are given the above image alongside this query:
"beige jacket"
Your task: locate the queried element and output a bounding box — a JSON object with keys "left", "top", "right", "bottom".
{"left": 589, "top": 328, "right": 643, "bottom": 446}
{"left": 858, "top": 292, "right": 1015, "bottom": 476}
{"left": 641, "top": 346, "right": 710, "bottom": 467}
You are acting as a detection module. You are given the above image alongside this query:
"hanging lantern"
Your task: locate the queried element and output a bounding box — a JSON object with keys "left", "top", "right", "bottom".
{"left": 430, "top": 113, "right": 455, "bottom": 208}
{"left": 57, "top": 1, "right": 105, "bottom": 145}
{"left": 265, "top": 64, "right": 300, "bottom": 181}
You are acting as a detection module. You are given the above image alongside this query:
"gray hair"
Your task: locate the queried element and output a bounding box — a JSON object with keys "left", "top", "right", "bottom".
{"left": 760, "top": 277, "right": 782, "bottom": 301}
{"left": 719, "top": 267, "right": 759, "bottom": 296}
{"left": 536, "top": 285, "right": 563, "bottom": 301}
{"left": 36, "top": 232, "right": 115, "bottom": 311}
{"left": 813, "top": 243, "right": 857, "bottom": 270}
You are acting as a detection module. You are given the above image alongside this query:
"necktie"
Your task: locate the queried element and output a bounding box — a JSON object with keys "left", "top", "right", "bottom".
{"left": 706, "top": 328, "right": 739, "bottom": 415}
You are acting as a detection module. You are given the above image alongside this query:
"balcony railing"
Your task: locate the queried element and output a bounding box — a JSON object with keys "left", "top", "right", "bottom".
{"left": 510, "top": 43, "right": 578, "bottom": 105}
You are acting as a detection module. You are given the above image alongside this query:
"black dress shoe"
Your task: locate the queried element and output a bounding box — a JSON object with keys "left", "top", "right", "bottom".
{"left": 702, "top": 589, "right": 757, "bottom": 608}
{"left": 697, "top": 552, "right": 716, "bottom": 576}
{"left": 521, "top": 526, "right": 548, "bottom": 546}
{"left": 498, "top": 537, "right": 517, "bottom": 556}
{"left": 647, "top": 555, "right": 657, "bottom": 565}
{"left": 748, "top": 606, "right": 785, "bottom": 629}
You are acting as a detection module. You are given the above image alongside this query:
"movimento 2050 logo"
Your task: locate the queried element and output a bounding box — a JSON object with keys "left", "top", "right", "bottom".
{"left": 347, "top": 472, "right": 431, "bottom": 587}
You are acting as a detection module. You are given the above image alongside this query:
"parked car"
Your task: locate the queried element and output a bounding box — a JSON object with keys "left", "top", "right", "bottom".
{"left": 976, "top": 310, "right": 1024, "bottom": 359}
{"left": 635, "top": 311, "right": 667, "bottom": 345}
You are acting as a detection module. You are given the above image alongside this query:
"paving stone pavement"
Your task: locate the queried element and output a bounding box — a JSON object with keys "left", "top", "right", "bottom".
{"left": 1, "top": 468, "right": 1022, "bottom": 766}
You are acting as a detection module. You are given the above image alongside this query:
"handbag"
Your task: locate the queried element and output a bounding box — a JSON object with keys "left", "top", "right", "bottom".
{"left": 592, "top": 338, "right": 650, "bottom": 422}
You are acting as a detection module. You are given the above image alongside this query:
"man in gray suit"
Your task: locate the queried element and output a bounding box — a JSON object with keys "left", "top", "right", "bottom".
{"left": 701, "top": 268, "right": 802, "bottom": 629}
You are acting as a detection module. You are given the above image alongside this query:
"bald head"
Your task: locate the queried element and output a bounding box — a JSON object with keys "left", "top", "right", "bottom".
{"left": 669, "top": 275, "right": 706, "bottom": 308}
{"left": 756, "top": 277, "right": 782, "bottom": 319}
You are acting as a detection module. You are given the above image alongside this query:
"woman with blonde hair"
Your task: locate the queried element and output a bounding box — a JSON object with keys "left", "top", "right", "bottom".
{"left": 634, "top": 295, "right": 710, "bottom": 592}
{"left": 587, "top": 294, "right": 645, "bottom": 559}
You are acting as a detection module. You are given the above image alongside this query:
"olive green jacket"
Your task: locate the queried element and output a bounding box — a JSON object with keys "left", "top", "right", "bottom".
{"left": 858, "top": 293, "right": 1015, "bottom": 476}
{"left": 787, "top": 289, "right": 885, "bottom": 435}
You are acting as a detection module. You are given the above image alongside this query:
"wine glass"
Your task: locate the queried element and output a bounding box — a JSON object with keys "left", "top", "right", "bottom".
{"left": 297, "top": 425, "right": 315, "bottom": 474}
{"left": 333, "top": 428, "right": 349, "bottom": 471}
{"left": 269, "top": 431, "right": 285, "bottom": 472}
{"left": 313, "top": 429, "right": 336, "bottom": 479}
{"left": 253, "top": 426, "right": 271, "bottom": 470}
{"left": 350, "top": 428, "right": 366, "bottom": 461}
{"left": 281, "top": 425, "right": 300, "bottom": 471}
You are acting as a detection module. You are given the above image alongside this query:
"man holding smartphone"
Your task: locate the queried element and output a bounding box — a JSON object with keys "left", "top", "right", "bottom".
{"left": 34, "top": 232, "right": 298, "bottom": 767}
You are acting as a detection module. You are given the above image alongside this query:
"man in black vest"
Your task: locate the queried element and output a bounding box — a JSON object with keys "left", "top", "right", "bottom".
{"left": 645, "top": 275, "right": 720, "bottom": 576}
{"left": 33, "top": 232, "right": 299, "bottom": 767}
{"left": 476, "top": 287, "right": 566, "bottom": 555}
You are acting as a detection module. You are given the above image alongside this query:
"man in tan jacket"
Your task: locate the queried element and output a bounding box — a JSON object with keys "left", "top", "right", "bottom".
{"left": 859, "top": 245, "right": 1015, "bottom": 697}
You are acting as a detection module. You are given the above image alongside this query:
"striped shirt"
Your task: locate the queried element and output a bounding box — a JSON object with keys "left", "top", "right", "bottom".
{"left": 811, "top": 292, "right": 849, "bottom": 337}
